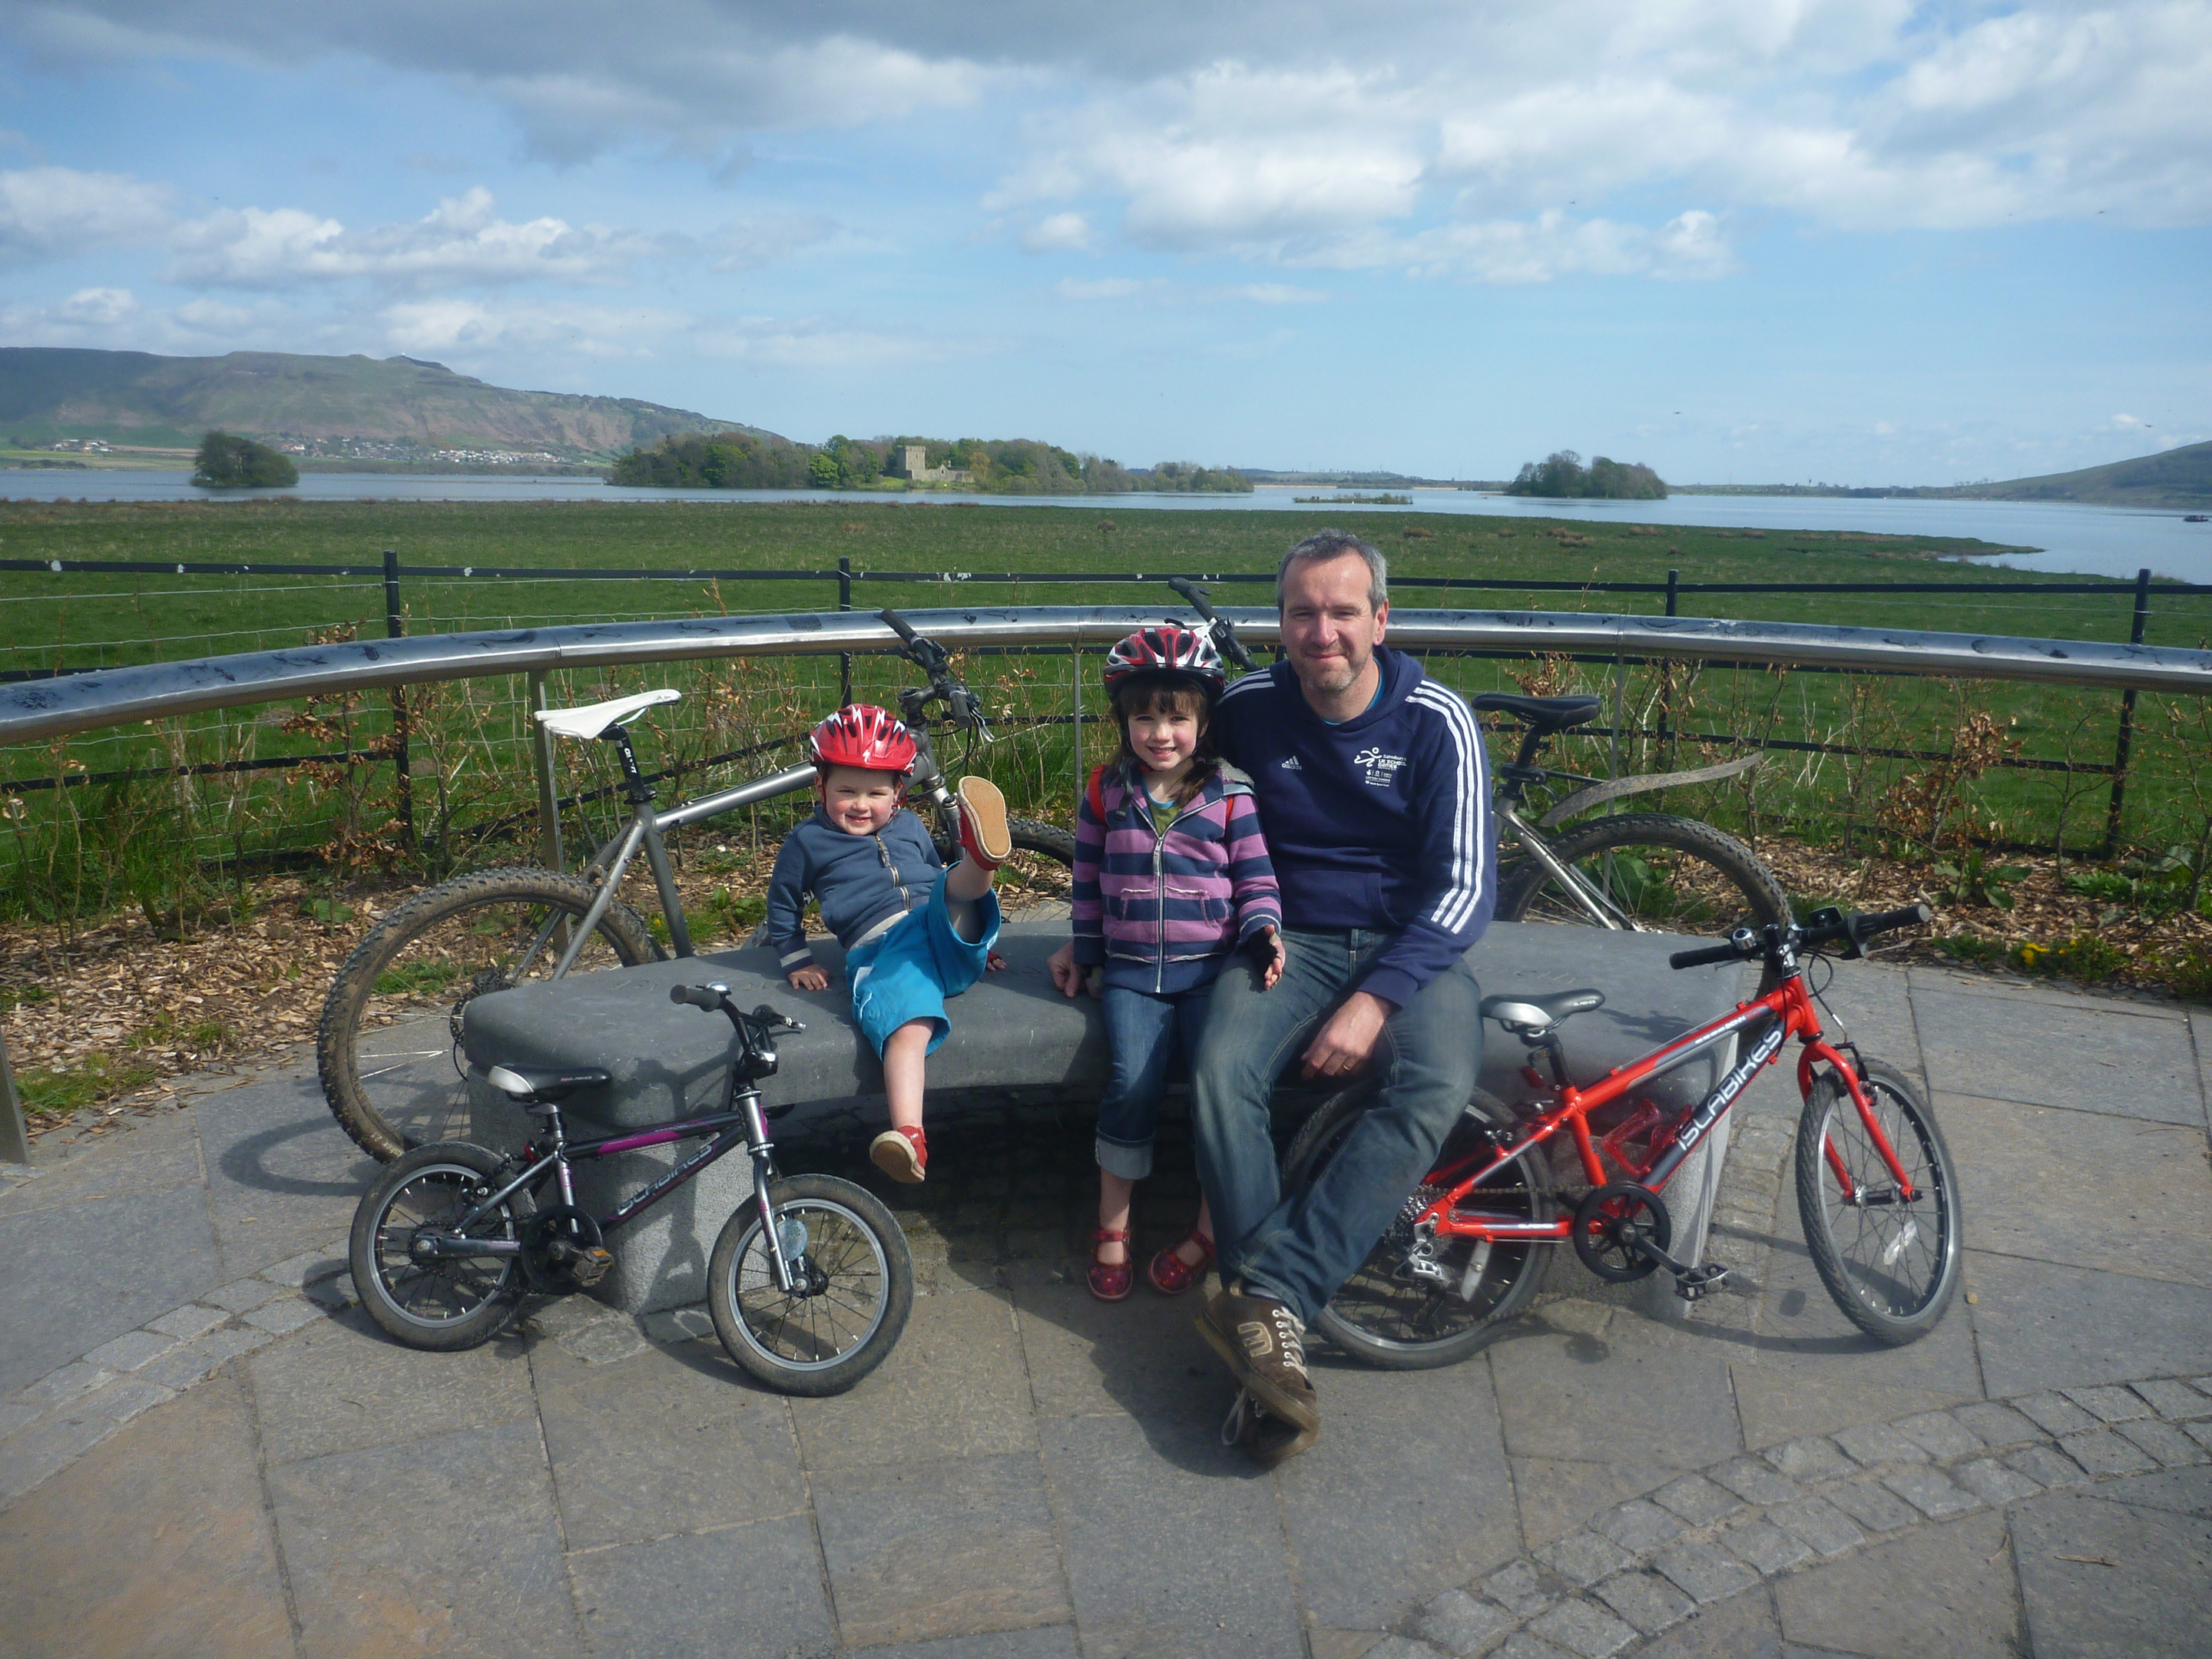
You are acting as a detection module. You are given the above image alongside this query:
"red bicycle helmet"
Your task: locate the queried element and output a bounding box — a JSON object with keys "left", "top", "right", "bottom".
{"left": 1103, "top": 624, "right": 1225, "bottom": 695}
{"left": 809, "top": 704, "right": 918, "bottom": 773}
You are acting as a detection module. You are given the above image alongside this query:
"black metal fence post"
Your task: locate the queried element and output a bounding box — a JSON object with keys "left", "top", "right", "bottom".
{"left": 837, "top": 557, "right": 853, "bottom": 707}
{"left": 382, "top": 548, "right": 415, "bottom": 849}
{"left": 2104, "top": 566, "right": 2154, "bottom": 853}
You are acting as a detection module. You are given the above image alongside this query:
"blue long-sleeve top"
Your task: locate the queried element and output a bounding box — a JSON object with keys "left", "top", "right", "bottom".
{"left": 1209, "top": 646, "right": 1495, "bottom": 1010}
{"left": 763, "top": 806, "right": 942, "bottom": 972}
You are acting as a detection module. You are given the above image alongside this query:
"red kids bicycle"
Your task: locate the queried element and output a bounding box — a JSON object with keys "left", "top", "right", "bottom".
{"left": 1282, "top": 903, "right": 1960, "bottom": 1367}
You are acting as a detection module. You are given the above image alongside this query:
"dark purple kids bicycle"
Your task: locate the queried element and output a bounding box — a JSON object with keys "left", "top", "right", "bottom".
{"left": 347, "top": 985, "right": 913, "bottom": 1395}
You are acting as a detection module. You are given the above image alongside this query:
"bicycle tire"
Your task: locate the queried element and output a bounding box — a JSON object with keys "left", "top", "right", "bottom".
{"left": 1794, "top": 1058, "right": 1962, "bottom": 1345}
{"left": 318, "top": 868, "right": 660, "bottom": 1162}
{"left": 349, "top": 1141, "right": 531, "bottom": 1351}
{"left": 708, "top": 1174, "right": 914, "bottom": 1396}
{"left": 1280, "top": 1081, "right": 1553, "bottom": 1370}
{"left": 929, "top": 816, "right": 1078, "bottom": 867}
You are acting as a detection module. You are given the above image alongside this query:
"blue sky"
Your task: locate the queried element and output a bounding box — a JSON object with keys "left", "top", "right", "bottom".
{"left": 1, "top": 0, "right": 2206, "bottom": 484}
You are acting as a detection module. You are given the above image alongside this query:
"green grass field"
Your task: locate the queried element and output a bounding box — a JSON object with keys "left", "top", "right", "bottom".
{"left": 3, "top": 495, "right": 2207, "bottom": 926}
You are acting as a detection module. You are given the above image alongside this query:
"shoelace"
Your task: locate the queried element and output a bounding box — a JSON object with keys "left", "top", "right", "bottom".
{"left": 1220, "top": 1389, "right": 1267, "bottom": 1447}
{"left": 1269, "top": 1306, "right": 1309, "bottom": 1380}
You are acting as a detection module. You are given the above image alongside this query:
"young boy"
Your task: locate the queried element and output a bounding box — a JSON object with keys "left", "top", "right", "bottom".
{"left": 764, "top": 704, "right": 1011, "bottom": 1182}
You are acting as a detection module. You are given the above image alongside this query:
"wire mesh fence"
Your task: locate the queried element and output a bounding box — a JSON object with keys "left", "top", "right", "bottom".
{"left": 5, "top": 550, "right": 2212, "bottom": 930}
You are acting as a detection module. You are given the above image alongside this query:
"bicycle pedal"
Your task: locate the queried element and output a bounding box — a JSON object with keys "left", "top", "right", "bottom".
{"left": 1673, "top": 1263, "right": 1730, "bottom": 1301}
{"left": 570, "top": 1247, "right": 616, "bottom": 1287}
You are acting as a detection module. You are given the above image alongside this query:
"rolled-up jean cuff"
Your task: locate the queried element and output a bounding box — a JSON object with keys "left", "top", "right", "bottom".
{"left": 1094, "top": 1135, "right": 1154, "bottom": 1181}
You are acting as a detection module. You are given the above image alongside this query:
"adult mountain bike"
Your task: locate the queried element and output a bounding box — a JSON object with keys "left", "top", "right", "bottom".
{"left": 320, "top": 611, "right": 1076, "bottom": 1162}
{"left": 1163, "top": 578, "right": 1790, "bottom": 945}
{"left": 1280, "top": 904, "right": 1958, "bottom": 1369}
{"left": 350, "top": 985, "right": 913, "bottom": 1395}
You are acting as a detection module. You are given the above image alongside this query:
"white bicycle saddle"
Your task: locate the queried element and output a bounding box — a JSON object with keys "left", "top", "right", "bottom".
{"left": 533, "top": 687, "right": 682, "bottom": 740}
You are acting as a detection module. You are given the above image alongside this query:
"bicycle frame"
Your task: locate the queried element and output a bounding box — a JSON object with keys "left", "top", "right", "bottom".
{"left": 414, "top": 1058, "right": 810, "bottom": 1293}
{"left": 1419, "top": 968, "right": 1916, "bottom": 1247}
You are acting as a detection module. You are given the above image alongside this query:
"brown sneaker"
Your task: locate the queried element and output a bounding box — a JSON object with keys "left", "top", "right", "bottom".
{"left": 955, "top": 776, "right": 1011, "bottom": 869}
{"left": 869, "top": 1126, "right": 927, "bottom": 1184}
{"left": 1221, "top": 1388, "right": 1320, "bottom": 1467}
{"left": 1196, "top": 1286, "right": 1319, "bottom": 1432}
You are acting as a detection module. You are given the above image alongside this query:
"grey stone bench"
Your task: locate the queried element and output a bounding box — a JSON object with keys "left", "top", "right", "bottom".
{"left": 462, "top": 920, "right": 1752, "bottom": 1314}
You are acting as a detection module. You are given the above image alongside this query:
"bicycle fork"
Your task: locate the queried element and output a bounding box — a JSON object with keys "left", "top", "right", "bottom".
{"left": 735, "top": 1081, "right": 806, "bottom": 1295}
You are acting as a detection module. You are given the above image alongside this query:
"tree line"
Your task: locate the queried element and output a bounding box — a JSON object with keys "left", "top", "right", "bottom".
{"left": 1505, "top": 450, "right": 1666, "bottom": 499}
{"left": 609, "top": 432, "right": 1252, "bottom": 495}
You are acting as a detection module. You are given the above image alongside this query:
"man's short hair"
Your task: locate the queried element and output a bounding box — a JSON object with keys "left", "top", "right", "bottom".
{"left": 1277, "top": 528, "right": 1388, "bottom": 611}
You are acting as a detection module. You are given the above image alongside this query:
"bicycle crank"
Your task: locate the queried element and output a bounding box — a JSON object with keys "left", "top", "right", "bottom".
{"left": 1572, "top": 1181, "right": 1672, "bottom": 1283}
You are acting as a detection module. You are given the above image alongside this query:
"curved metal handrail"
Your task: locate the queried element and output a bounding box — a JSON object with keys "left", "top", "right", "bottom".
{"left": 3, "top": 604, "right": 2210, "bottom": 743}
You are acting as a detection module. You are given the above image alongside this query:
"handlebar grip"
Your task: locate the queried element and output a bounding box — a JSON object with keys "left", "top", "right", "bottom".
{"left": 1669, "top": 942, "right": 1747, "bottom": 970}
{"left": 878, "top": 608, "right": 920, "bottom": 643}
{"left": 1859, "top": 902, "right": 1933, "bottom": 935}
{"left": 669, "top": 983, "right": 726, "bottom": 1008}
{"left": 1166, "top": 576, "right": 1214, "bottom": 615}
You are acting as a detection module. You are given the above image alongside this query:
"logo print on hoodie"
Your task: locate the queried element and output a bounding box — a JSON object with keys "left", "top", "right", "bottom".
{"left": 1352, "top": 746, "right": 1408, "bottom": 788}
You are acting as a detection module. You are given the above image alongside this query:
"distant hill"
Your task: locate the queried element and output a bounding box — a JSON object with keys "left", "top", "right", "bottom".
{"left": 0, "top": 348, "right": 777, "bottom": 465}
{"left": 1677, "top": 440, "right": 2212, "bottom": 508}
{"left": 1948, "top": 441, "right": 2212, "bottom": 508}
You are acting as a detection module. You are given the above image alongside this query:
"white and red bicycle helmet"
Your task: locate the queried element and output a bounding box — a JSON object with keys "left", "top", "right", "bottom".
{"left": 809, "top": 704, "right": 918, "bottom": 774}
{"left": 1102, "top": 624, "right": 1225, "bottom": 697}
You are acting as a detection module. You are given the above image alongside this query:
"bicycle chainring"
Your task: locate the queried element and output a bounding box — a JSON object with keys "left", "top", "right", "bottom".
{"left": 1572, "top": 1181, "right": 1672, "bottom": 1283}
{"left": 522, "top": 1204, "right": 606, "bottom": 1292}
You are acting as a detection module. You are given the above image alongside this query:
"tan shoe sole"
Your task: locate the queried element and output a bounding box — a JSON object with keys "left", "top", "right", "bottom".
{"left": 869, "top": 1130, "right": 925, "bottom": 1184}
{"left": 955, "top": 775, "right": 1012, "bottom": 864}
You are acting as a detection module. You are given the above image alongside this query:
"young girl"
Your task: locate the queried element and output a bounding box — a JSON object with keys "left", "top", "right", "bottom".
{"left": 1063, "top": 626, "right": 1285, "bottom": 1301}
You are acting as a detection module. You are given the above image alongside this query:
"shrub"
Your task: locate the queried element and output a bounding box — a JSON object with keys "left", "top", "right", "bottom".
{"left": 2162, "top": 948, "right": 2212, "bottom": 1002}
{"left": 1938, "top": 932, "right": 2003, "bottom": 963}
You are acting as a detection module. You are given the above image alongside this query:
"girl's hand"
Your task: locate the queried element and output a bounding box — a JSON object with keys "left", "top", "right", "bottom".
{"left": 786, "top": 965, "right": 830, "bottom": 992}
{"left": 986, "top": 949, "right": 1007, "bottom": 972}
{"left": 1257, "top": 926, "right": 1288, "bottom": 991}
{"left": 1048, "top": 942, "right": 1083, "bottom": 998}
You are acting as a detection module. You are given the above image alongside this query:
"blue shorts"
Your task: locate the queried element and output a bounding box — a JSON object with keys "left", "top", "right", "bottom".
{"left": 844, "top": 870, "right": 1001, "bottom": 1058}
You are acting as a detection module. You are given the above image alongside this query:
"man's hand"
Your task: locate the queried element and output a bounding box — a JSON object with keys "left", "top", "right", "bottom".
{"left": 786, "top": 964, "right": 830, "bottom": 992}
{"left": 1301, "top": 990, "right": 1391, "bottom": 1080}
{"left": 1255, "top": 926, "right": 1288, "bottom": 991}
{"left": 1048, "top": 942, "right": 1084, "bottom": 998}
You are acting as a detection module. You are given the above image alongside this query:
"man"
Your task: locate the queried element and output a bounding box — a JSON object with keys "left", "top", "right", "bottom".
{"left": 1057, "top": 528, "right": 1494, "bottom": 1462}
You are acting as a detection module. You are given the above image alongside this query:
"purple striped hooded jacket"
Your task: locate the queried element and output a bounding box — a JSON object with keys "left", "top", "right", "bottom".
{"left": 1071, "top": 761, "right": 1282, "bottom": 995}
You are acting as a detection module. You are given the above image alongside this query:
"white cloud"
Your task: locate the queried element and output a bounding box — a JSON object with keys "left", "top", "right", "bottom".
{"left": 0, "top": 165, "right": 172, "bottom": 266}
{"left": 380, "top": 295, "right": 690, "bottom": 357}
{"left": 165, "top": 187, "right": 670, "bottom": 288}
{"left": 1225, "top": 283, "right": 1325, "bottom": 303}
{"left": 707, "top": 214, "right": 838, "bottom": 272}
{"left": 1055, "top": 276, "right": 1148, "bottom": 300}
{"left": 2111, "top": 412, "right": 2154, "bottom": 429}
{"left": 1020, "top": 211, "right": 1091, "bottom": 253}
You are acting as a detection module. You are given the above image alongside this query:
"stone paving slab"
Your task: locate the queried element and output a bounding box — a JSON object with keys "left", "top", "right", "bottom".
{"left": 4, "top": 961, "right": 2212, "bottom": 1656}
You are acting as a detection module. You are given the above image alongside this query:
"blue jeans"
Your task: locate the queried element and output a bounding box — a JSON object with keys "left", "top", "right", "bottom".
{"left": 1190, "top": 928, "right": 1482, "bottom": 1325}
{"left": 1094, "top": 981, "right": 1214, "bottom": 1181}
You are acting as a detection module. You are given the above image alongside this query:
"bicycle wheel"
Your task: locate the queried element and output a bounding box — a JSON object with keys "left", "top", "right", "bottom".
{"left": 318, "top": 868, "right": 659, "bottom": 1162}
{"left": 932, "top": 815, "right": 1076, "bottom": 907}
{"left": 1502, "top": 812, "right": 1791, "bottom": 936}
{"left": 708, "top": 1174, "right": 915, "bottom": 1396}
{"left": 1280, "top": 1081, "right": 1553, "bottom": 1370}
{"left": 1794, "top": 1058, "right": 1962, "bottom": 1345}
{"left": 349, "top": 1141, "right": 531, "bottom": 1351}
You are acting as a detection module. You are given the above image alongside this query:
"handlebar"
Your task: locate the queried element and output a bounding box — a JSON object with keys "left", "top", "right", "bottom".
{"left": 1667, "top": 903, "right": 1933, "bottom": 971}
{"left": 668, "top": 982, "right": 806, "bottom": 1036}
{"left": 878, "top": 608, "right": 993, "bottom": 743}
{"left": 1165, "top": 577, "right": 1258, "bottom": 672}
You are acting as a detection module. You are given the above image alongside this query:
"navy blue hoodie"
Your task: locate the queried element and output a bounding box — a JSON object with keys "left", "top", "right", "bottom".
{"left": 1210, "top": 645, "right": 1495, "bottom": 1009}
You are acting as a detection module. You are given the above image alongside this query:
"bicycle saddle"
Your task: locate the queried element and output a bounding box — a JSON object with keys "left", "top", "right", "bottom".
{"left": 1467, "top": 694, "right": 1603, "bottom": 732}
{"left": 534, "top": 688, "right": 681, "bottom": 740}
{"left": 485, "top": 1065, "right": 613, "bottom": 1104}
{"left": 1482, "top": 988, "right": 1605, "bottom": 1034}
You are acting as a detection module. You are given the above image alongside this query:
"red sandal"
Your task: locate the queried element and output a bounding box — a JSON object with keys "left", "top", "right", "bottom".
{"left": 1146, "top": 1227, "right": 1216, "bottom": 1296}
{"left": 1087, "top": 1228, "right": 1134, "bottom": 1302}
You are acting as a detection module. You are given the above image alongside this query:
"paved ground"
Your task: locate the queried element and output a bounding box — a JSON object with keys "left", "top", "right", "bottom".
{"left": 3, "top": 958, "right": 2210, "bottom": 1658}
